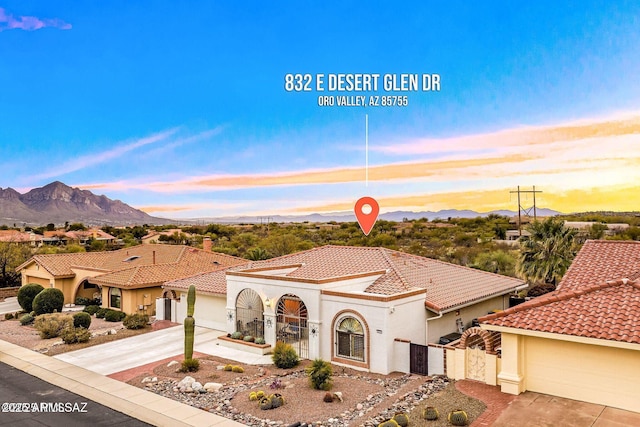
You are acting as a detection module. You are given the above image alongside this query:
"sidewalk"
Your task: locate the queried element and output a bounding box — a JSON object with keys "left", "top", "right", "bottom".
{"left": 0, "top": 339, "right": 244, "bottom": 427}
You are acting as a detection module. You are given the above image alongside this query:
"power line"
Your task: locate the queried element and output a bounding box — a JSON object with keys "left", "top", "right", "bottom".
{"left": 509, "top": 186, "right": 543, "bottom": 236}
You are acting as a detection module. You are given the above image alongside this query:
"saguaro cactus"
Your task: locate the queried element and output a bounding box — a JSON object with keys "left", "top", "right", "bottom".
{"left": 184, "top": 285, "right": 196, "bottom": 360}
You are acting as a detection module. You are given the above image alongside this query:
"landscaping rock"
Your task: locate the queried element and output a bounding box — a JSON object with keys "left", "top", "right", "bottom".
{"left": 333, "top": 392, "right": 343, "bottom": 402}
{"left": 167, "top": 360, "right": 179, "bottom": 367}
{"left": 204, "top": 382, "right": 223, "bottom": 392}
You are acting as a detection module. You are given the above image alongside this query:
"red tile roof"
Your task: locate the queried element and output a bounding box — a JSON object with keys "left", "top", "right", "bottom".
{"left": 18, "top": 245, "right": 245, "bottom": 288}
{"left": 557, "top": 240, "right": 640, "bottom": 292}
{"left": 172, "top": 245, "right": 523, "bottom": 311}
{"left": 164, "top": 267, "right": 234, "bottom": 295}
{"left": 481, "top": 278, "right": 640, "bottom": 344}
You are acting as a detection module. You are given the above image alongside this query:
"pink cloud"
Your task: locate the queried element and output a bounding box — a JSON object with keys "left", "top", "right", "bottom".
{"left": 0, "top": 7, "right": 71, "bottom": 32}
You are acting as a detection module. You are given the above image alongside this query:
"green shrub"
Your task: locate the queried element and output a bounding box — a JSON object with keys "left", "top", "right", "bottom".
{"left": 32, "top": 288, "right": 64, "bottom": 315}
{"left": 104, "top": 309, "right": 126, "bottom": 322}
{"left": 83, "top": 305, "right": 100, "bottom": 315}
{"left": 17, "top": 283, "right": 44, "bottom": 312}
{"left": 4, "top": 312, "right": 14, "bottom": 320}
{"left": 74, "top": 297, "right": 90, "bottom": 306}
{"left": 306, "top": 358, "right": 333, "bottom": 391}
{"left": 123, "top": 313, "right": 148, "bottom": 329}
{"left": 231, "top": 365, "right": 244, "bottom": 373}
{"left": 34, "top": 314, "right": 73, "bottom": 339}
{"left": 243, "top": 335, "right": 255, "bottom": 342}
{"left": 60, "top": 327, "right": 91, "bottom": 344}
{"left": 272, "top": 341, "right": 299, "bottom": 369}
{"left": 19, "top": 313, "right": 34, "bottom": 325}
{"left": 179, "top": 358, "right": 200, "bottom": 372}
{"left": 95, "top": 308, "right": 108, "bottom": 318}
{"left": 255, "top": 337, "right": 266, "bottom": 345}
{"left": 73, "top": 312, "right": 92, "bottom": 329}
{"left": 231, "top": 331, "right": 243, "bottom": 340}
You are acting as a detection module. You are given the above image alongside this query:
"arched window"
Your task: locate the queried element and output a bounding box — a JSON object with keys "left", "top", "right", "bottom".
{"left": 109, "top": 288, "right": 121, "bottom": 309}
{"left": 336, "top": 317, "right": 365, "bottom": 361}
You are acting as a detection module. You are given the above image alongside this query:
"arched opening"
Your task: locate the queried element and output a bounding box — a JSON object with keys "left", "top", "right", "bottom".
{"left": 336, "top": 316, "right": 365, "bottom": 362}
{"left": 235, "top": 289, "right": 265, "bottom": 339}
{"left": 162, "top": 289, "right": 177, "bottom": 299}
{"left": 73, "top": 279, "right": 102, "bottom": 305}
{"left": 276, "top": 294, "right": 308, "bottom": 359}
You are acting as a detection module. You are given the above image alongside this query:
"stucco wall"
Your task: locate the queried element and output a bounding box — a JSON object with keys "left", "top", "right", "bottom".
{"left": 426, "top": 295, "right": 508, "bottom": 343}
{"left": 192, "top": 294, "right": 227, "bottom": 330}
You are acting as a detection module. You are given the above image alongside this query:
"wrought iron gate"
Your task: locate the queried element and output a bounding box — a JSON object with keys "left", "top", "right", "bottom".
{"left": 276, "top": 294, "right": 309, "bottom": 359}
{"left": 410, "top": 343, "right": 429, "bottom": 375}
{"left": 236, "top": 289, "right": 265, "bottom": 339}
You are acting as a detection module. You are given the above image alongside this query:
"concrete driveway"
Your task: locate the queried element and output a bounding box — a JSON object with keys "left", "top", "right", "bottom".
{"left": 493, "top": 391, "right": 640, "bottom": 427}
{"left": 0, "top": 297, "right": 21, "bottom": 315}
{"left": 55, "top": 325, "right": 271, "bottom": 375}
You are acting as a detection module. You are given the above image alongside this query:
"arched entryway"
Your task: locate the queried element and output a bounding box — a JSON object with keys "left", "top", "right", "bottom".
{"left": 449, "top": 326, "right": 501, "bottom": 384}
{"left": 276, "top": 294, "right": 308, "bottom": 359}
{"left": 236, "top": 289, "right": 265, "bottom": 340}
{"left": 73, "top": 279, "right": 102, "bottom": 305}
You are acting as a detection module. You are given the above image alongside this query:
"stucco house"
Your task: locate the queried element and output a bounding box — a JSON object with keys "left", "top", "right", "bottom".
{"left": 17, "top": 245, "right": 244, "bottom": 315}
{"left": 162, "top": 245, "right": 525, "bottom": 375}
{"left": 479, "top": 240, "right": 640, "bottom": 413}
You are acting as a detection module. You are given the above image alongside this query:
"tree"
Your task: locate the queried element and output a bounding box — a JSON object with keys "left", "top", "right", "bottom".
{"left": 67, "top": 222, "right": 87, "bottom": 231}
{"left": 516, "top": 217, "right": 577, "bottom": 286}
{"left": 0, "top": 242, "right": 33, "bottom": 288}
{"left": 246, "top": 247, "right": 270, "bottom": 261}
{"left": 472, "top": 250, "right": 516, "bottom": 276}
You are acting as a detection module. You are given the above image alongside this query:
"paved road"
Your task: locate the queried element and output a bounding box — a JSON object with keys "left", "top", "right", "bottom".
{"left": 0, "top": 362, "right": 151, "bottom": 426}
{"left": 0, "top": 297, "right": 21, "bottom": 315}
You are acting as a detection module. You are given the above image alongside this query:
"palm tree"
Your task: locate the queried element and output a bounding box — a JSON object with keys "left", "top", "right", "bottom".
{"left": 516, "top": 217, "right": 577, "bottom": 286}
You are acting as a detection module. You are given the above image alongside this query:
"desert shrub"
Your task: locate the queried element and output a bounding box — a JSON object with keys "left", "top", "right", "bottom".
{"left": 255, "top": 337, "right": 266, "bottom": 345}
{"left": 243, "top": 335, "right": 255, "bottom": 342}
{"left": 4, "top": 312, "right": 14, "bottom": 320}
{"left": 179, "top": 358, "right": 200, "bottom": 372}
{"left": 32, "top": 288, "right": 64, "bottom": 315}
{"left": 104, "top": 309, "right": 126, "bottom": 322}
{"left": 74, "top": 297, "right": 89, "bottom": 306}
{"left": 231, "top": 365, "right": 244, "bottom": 373}
{"left": 95, "top": 308, "right": 108, "bottom": 318}
{"left": 272, "top": 341, "right": 299, "bottom": 369}
{"left": 306, "top": 358, "right": 333, "bottom": 391}
{"left": 19, "top": 313, "right": 34, "bottom": 325}
{"left": 17, "top": 283, "right": 44, "bottom": 312}
{"left": 231, "top": 331, "right": 243, "bottom": 340}
{"left": 123, "top": 313, "right": 148, "bottom": 329}
{"left": 34, "top": 314, "right": 73, "bottom": 339}
{"left": 269, "top": 378, "right": 283, "bottom": 390}
{"left": 60, "top": 327, "right": 91, "bottom": 344}
{"left": 83, "top": 305, "right": 100, "bottom": 315}
{"left": 73, "top": 312, "right": 92, "bottom": 329}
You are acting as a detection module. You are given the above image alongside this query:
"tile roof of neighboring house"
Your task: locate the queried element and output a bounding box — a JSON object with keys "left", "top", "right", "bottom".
{"left": 0, "top": 230, "right": 41, "bottom": 243}
{"left": 181, "top": 245, "right": 522, "bottom": 311}
{"left": 65, "top": 229, "right": 117, "bottom": 240}
{"left": 480, "top": 278, "right": 640, "bottom": 344}
{"left": 164, "top": 267, "right": 235, "bottom": 295}
{"left": 557, "top": 240, "right": 640, "bottom": 292}
{"left": 18, "top": 245, "right": 245, "bottom": 288}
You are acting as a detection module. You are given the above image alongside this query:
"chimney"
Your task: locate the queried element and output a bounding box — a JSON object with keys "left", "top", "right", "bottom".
{"left": 203, "top": 237, "right": 212, "bottom": 252}
{"left": 152, "top": 250, "right": 156, "bottom": 265}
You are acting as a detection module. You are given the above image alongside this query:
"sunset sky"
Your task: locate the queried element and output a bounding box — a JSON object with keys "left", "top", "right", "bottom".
{"left": 2, "top": 2, "right": 640, "bottom": 219}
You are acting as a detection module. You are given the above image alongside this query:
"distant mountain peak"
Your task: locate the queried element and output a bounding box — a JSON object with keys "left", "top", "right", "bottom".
{"left": 0, "top": 181, "right": 171, "bottom": 226}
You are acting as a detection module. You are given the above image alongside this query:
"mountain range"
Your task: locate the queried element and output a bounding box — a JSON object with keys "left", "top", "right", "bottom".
{"left": 0, "top": 181, "right": 170, "bottom": 226}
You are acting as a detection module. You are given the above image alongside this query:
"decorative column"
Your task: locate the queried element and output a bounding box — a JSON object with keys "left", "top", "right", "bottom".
{"left": 308, "top": 321, "right": 321, "bottom": 360}
{"left": 264, "top": 312, "right": 277, "bottom": 347}
{"left": 498, "top": 332, "right": 525, "bottom": 394}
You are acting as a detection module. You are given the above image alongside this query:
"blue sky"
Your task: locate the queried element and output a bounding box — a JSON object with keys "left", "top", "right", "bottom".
{"left": 2, "top": 1, "right": 640, "bottom": 218}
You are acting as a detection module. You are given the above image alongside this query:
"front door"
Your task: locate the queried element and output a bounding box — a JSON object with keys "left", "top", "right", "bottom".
{"left": 466, "top": 346, "right": 486, "bottom": 382}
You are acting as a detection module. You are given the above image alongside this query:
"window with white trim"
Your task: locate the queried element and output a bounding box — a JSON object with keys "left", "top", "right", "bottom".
{"left": 336, "top": 317, "right": 365, "bottom": 361}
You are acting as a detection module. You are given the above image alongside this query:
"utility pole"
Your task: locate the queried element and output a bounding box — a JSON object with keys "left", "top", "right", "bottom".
{"left": 510, "top": 186, "right": 543, "bottom": 236}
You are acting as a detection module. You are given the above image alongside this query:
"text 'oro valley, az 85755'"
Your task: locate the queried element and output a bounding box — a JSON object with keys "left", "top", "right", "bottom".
{"left": 284, "top": 73, "right": 440, "bottom": 108}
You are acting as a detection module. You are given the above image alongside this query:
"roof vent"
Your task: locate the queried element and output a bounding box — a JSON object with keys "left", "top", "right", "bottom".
{"left": 213, "top": 261, "right": 220, "bottom": 265}
{"left": 123, "top": 255, "right": 140, "bottom": 262}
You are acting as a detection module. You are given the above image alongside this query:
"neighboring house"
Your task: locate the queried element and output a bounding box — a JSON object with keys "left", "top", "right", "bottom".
{"left": 564, "top": 221, "right": 630, "bottom": 236}
{"left": 64, "top": 229, "right": 117, "bottom": 246}
{"left": 141, "top": 229, "right": 195, "bottom": 245}
{"left": 162, "top": 245, "right": 525, "bottom": 375}
{"left": 477, "top": 240, "right": 640, "bottom": 413}
{"left": 0, "top": 230, "right": 42, "bottom": 246}
{"left": 17, "top": 245, "right": 245, "bottom": 315}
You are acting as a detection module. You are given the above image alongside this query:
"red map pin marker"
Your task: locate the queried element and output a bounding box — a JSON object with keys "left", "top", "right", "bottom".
{"left": 354, "top": 196, "right": 379, "bottom": 236}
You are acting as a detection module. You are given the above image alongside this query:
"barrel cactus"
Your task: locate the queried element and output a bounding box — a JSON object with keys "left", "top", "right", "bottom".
{"left": 448, "top": 409, "right": 469, "bottom": 426}
{"left": 249, "top": 391, "right": 258, "bottom": 401}
{"left": 259, "top": 396, "right": 272, "bottom": 410}
{"left": 184, "top": 285, "right": 196, "bottom": 360}
{"left": 269, "top": 393, "right": 284, "bottom": 408}
{"left": 423, "top": 406, "right": 439, "bottom": 420}
{"left": 232, "top": 365, "right": 244, "bottom": 373}
{"left": 377, "top": 420, "right": 399, "bottom": 427}
{"left": 392, "top": 413, "right": 409, "bottom": 427}
{"left": 256, "top": 390, "right": 266, "bottom": 399}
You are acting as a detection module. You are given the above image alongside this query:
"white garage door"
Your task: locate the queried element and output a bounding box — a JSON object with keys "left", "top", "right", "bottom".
{"left": 525, "top": 336, "right": 640, "bottom": 413}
